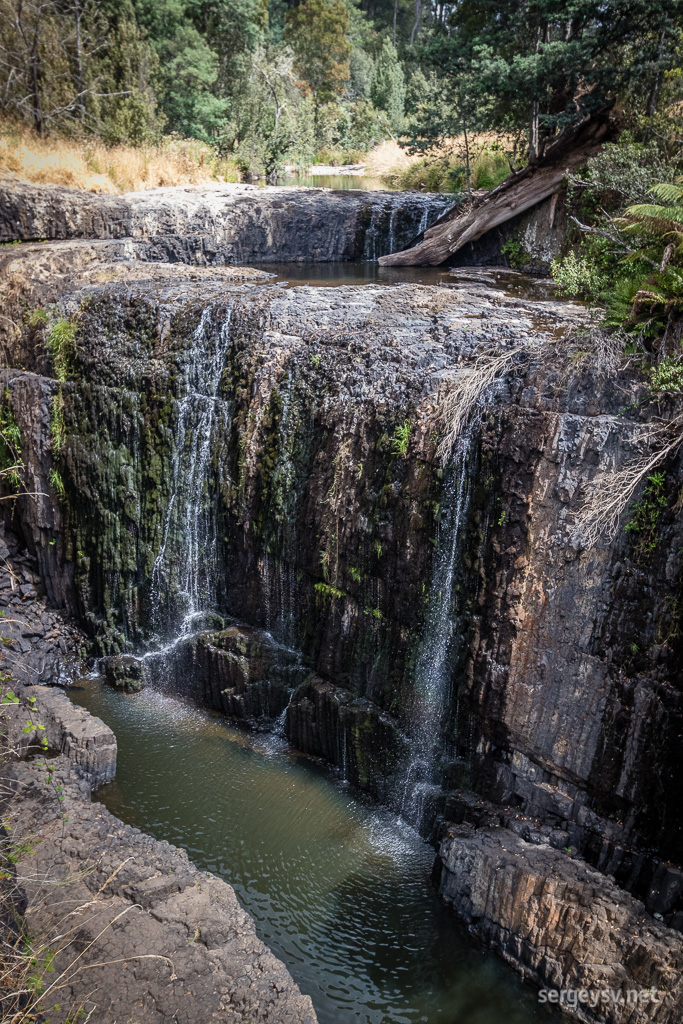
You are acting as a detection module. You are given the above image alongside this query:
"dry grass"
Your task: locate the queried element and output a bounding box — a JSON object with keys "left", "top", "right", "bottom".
{"left": 0, "top": 125, "right": 241, "bottom": 193}
{"left": 365, "top": 139, "right": 418, "bottom": 176}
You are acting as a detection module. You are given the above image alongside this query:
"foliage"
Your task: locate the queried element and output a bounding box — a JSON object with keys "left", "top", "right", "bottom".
{"left": 370, "top": 39, "right": 405, "bottom": 133}
{"left": 414, "top": 0, "right": 680, "bottom": 163}
{"left": 551, "top": 248, "right": 607, "bottom": 297}
{"left": 49, "top": 467, "right": 66, "bottom": 498}
{"left": 625, "top": 470, "right": 668, "bottom": 556}
{"left": 285, "top": 0, "right": 351, "bottom": 107}
{"left": 501, "top": 237, "right": 530, "bottom": 269}
{"left": 648, "top": 356, "right": 683, "bottom": 397}
{"left": 47, "top": 317, "right": 78, "bottom": 382}
{"left": 50, "top": 390, "right": 67, "bottom": 455}
{"left": 1, "top": 0, "right": 682, "bottom": 190}
{"left": 0, "top": 390, "right": 23, "bottom": 491}
{"left": 387, "top": 146, "right": 509, "bottom": 193}
{"left": 314, "top": 581, "right": 346, "bottom": 600}
{"left": 0, "top": 0, "right": 161, "bottom": 142}
{"left": 391, "top": 420, "right": 411, "bottom": 457}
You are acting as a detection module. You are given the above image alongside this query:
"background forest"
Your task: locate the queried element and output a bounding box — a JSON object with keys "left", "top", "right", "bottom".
{"left": 0, "top": 0, "right": 680, "bottom": 184}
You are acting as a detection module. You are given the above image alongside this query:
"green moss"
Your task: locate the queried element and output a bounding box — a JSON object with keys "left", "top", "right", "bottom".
{"left": 47, "top": 317, "right": 78, "bottom": 382}
{"left": 0, "top": 391, "right": 23, "bottom": 491}
{"left": 27, "top": 307, "right": 48, "bottom": 327}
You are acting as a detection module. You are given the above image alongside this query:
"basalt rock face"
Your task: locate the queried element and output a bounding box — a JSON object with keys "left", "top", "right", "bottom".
{"left": 0, "top": 180, "right": 453, "bottom": 262}
{"left": 2, "top": 197, "right": 683, "bottom": 1019}
{"left": 435, "top": 825, "right": 682, "bottom": 1024}
{"left": 151, "top": 622, "right": 309, "bottom": 723}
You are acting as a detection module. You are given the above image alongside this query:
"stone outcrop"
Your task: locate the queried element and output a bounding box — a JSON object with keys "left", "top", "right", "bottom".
{"left": 148, "top": 621, "right": 309, "bottom": 722}
{"left": 2, "top": 720, "right": 317, "bottom": 1023}
{"left": 0, "top": 524, "right": 317, "bottom": 1022}
{"left": 0, "top": 180, "right": 454, "bottom": 262}
{"left": 1, "top": 185, "right": 682, "bottom": 1020}
{"left": 435, "top": 825, "right": 682, "bottom": 1024}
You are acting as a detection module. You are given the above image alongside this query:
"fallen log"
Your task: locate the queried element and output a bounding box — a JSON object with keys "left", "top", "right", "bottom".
{"left": 378, "top": 108, "right": 618, "bottom": 267}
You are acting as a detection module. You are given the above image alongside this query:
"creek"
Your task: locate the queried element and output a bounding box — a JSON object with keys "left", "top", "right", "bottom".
{"left": 69, "top": 680, "right": 560, "bottom": 1024}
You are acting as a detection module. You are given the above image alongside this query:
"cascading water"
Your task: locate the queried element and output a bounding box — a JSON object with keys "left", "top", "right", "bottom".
{"left": 399, "top": 423, "right": 475, "bottom": 829}
{"left": 149, "top": 305, "right": 233, "bottom": 646}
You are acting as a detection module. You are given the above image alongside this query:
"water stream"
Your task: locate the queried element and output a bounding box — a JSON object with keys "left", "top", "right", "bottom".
{"left": 150, "top": 306, "right": 233, "bottom": 643}
{"left": 80, "top": 269, "right": 568, "bottom": 1023}
{"left": 69, "top": 681, "right": 559, "bottom": 1024}
{"left": 399, "top": 427, "right": 474, "bottom": 828}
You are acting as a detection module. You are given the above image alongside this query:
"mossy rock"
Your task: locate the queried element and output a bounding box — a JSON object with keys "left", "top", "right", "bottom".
{"left": 100, "top": 654, "right": 147, "bottom": 693}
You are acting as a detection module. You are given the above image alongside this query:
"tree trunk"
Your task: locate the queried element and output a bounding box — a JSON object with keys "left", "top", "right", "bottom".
{"left": 378, "top": 107, "right": 618, "bottom": 267}
{"left": 74, "top": 0, "right": 86, "bottom": 120}
{"left": 647, "top": 22, "right": 668, "bottom": 117}
{"left": 409, "top": 0, "right": 423, "bottom": 45}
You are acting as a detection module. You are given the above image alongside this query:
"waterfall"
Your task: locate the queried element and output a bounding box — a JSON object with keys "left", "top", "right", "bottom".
{"left": 399, "top": 424, "right": 475, "bottom": 828}
{"left": 150, "top": 305, "right": 233, "bottom": 643}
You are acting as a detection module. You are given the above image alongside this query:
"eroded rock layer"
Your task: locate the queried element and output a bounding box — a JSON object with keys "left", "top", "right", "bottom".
{"left": 0, "top": 180, "right": 453, "bottom": 262}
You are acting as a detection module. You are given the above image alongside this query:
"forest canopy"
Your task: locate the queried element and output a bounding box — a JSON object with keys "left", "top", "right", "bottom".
{"left": 0, "top": 0, "right": 680, "bottom": 180}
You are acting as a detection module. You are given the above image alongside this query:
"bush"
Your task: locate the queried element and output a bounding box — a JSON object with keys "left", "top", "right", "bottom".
{"left": 648, "top": 356, "right": 683, "bottom": 397}
{"left": 385, "top": 146, "right": 510, "bottom": 194}
{"left": 551, "top": 250, "right": 607, "bottom": 297}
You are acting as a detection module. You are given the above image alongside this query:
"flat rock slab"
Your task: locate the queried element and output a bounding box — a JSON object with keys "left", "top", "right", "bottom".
{"left": 0, "top": 180, "right": 454, "bottom": 262}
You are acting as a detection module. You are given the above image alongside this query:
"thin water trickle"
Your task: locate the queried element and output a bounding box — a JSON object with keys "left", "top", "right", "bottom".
{"left": 150, "top": 306, "right": 233, "bottom": 644}
{"left": 399, "top": 425, "right": 475, "bottom": 827}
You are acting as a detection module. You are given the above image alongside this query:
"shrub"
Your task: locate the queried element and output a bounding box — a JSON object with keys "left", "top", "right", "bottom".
{"left": 551, "top": 250, "right": 606, "bottom": 297}
{"left": 648, "top": 356, "right": 683, "bottom": 397}
{"left": 47, "top": 318, "right": 78, "bottom": 382}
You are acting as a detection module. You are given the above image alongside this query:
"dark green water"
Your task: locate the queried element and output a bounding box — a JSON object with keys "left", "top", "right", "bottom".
{"left": 70, "top": 680, "right": 559, "bottom": 1024}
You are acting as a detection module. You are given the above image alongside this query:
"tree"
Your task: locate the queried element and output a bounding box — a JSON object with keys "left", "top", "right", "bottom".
{"left": 0, "top": 0, "right": 159, "bottom": 140}
{"left": 284, "top": 0, "right": 351, "bottom": 107}
{"left": 370, "top": 37, "right": 405, "bottom": 131}
{"left": 419, "top": 0, "right": 683, "bottom": 164}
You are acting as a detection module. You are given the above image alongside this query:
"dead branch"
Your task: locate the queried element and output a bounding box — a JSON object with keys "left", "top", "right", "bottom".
{"left": 571, "top": 415, "right": 683, "bottom": 548}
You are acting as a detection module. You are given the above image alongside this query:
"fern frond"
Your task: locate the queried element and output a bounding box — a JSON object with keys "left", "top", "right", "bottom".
{"left": 623, "top": 204, "right": 683, "bottom": 229}
{"left": 648, "top": 183, "right": 683, "bottom": 205}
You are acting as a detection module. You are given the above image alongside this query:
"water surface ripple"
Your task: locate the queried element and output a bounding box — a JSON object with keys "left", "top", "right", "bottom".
{"left": 70, "top": 682, "right": 559, "bottom": 1024}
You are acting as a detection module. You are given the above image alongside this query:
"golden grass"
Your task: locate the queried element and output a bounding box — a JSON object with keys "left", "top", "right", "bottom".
{"left": 364, "top": 139, "right": 418, "bottom": 176}
{"left": 0, "top": 125, "right": 241, "bottom": 193}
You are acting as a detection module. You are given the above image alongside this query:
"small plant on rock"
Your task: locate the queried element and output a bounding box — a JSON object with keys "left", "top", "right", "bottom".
{"left": 391, "top": 420, "right": 411, "bottom": 458}
{"left": 624, "top": 470, "right": 669, "bottom": 558}
{"left": 648, "top": 355, "right": 683, "bottom": 398}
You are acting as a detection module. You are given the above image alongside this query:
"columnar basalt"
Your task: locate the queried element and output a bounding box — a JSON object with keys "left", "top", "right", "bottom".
{"left": 1, "top": 196, "right": 682, "bottom": 1022}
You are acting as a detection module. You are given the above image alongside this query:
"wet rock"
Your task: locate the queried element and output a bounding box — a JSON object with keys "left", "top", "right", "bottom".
{"left": 435, "top": 826, "right": 683, "bottom": 1024}
{"left": 0, "top": 180, "right": 453, "bottom": 263}
{"left": 100, "top": 653, "right": 147, "bottom": 693}
{"left": 1, "top": 702, "right": 317, "bottom": 1024}
{"left": 152, "top": 622, "right": 308, "bottom": 723}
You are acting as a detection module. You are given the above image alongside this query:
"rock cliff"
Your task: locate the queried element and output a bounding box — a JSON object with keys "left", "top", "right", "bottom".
{"left": 1, "top": 184, "right": 682, "bottom": 1022}
{"left": 0, "top": 180, "right": 453, "bottom": 262}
